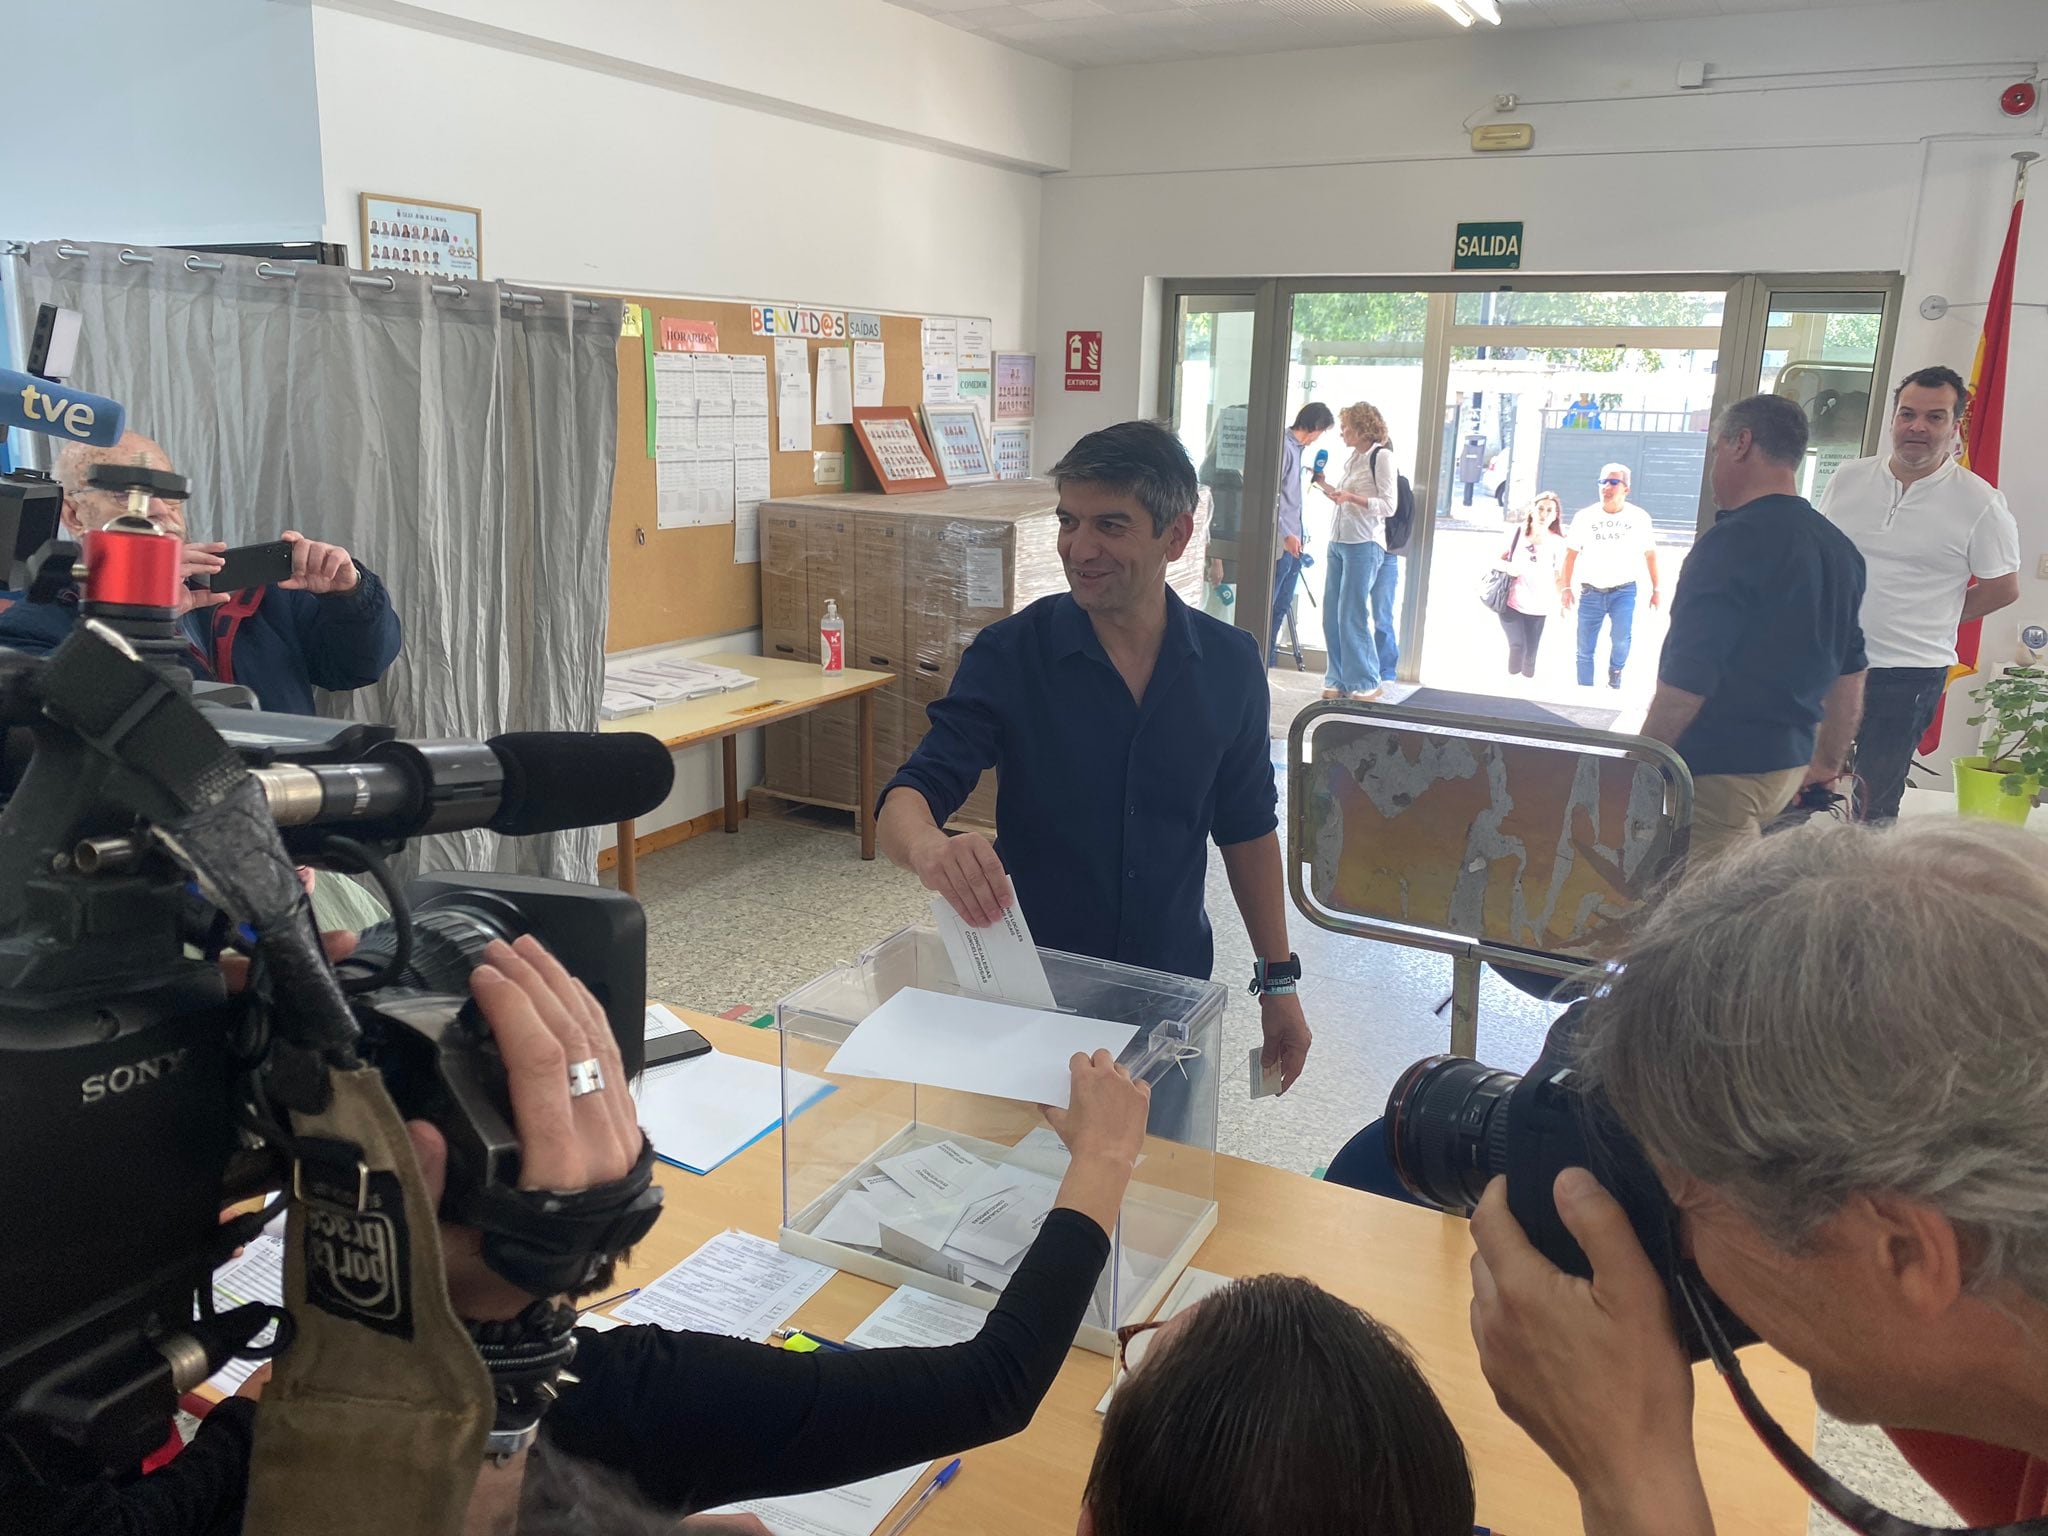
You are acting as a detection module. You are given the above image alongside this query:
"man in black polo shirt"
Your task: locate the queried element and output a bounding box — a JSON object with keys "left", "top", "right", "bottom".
{"left": 877, "top": 420, "right": 1313, "bottom": 1092}
{"left": 1642, "top": 393, "right": 1867, "bottom": 865}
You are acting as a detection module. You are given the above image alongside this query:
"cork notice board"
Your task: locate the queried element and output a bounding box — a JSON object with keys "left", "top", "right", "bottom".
{"left": 607, "top": 298, "right": 928, "bottom": 654}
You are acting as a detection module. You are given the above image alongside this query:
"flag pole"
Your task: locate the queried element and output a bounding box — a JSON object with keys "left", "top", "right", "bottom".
{"left": 2017, "top": 150, "right": 2040, "bottom": 202}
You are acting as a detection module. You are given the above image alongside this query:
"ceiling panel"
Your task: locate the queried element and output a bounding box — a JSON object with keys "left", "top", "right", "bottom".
{"left": 880, "top": 0, "right": 1908, "bottom": 65}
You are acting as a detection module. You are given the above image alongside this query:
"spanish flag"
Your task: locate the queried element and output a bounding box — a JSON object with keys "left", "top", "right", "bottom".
{"left": 1922, "top": 158, "right": 2028, "bottom": 753}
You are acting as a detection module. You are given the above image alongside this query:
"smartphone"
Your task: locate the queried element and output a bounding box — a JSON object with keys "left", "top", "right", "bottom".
{"left": 642, "top": 1028, "right": 713, "bottom": 1069}
{"left": 204, "top": 539, "right": 295, "bottom": 593}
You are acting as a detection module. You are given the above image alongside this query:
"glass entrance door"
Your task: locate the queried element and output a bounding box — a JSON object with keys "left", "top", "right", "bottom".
{"left": 1754, "top": 289, "right": 1891, "bottom": 500}
{"left": 1167, "top": 293, "right": 1258, "bottom": 628}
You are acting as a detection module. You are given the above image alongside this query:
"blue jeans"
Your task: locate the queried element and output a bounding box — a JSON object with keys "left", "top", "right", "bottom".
{"left": 1323, "top": 540, "right": 1386, "bottom": 695}
{"left": 1267, "top": 550, "right": 1304, "bottom": 667}
{"left": 1370, "top": 551, "right": 1400, "bottom": 679}
{"left": 1574, "top": 582, "right": 1637, "bottom": 687}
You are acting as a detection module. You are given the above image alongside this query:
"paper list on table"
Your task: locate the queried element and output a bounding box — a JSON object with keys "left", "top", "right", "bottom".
{"left": 707, "top": 1461, "right": 932, "bottom": 1536}
{"left": 846, "top": 1286, "right": 990, "bottom": 1349}
{"left": 613, "top": 1229, "right": 832, "bottom": 1339}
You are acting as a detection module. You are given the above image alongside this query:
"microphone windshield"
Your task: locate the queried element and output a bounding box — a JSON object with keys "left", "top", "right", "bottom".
{"left": 486, "top": 732, "right": 674, "bottom": 837}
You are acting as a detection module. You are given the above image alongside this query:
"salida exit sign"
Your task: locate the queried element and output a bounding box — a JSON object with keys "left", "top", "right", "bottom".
{"left": 1453, "top": 221, "right": 1523, "bottom": 270}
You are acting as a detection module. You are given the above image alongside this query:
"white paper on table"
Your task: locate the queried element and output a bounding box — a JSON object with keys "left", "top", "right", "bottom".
{"left": 930, "top": 896, "right": 1056, "bottom": 1010}
{"left": 774, "top": 337, "right": 813, "bottom": 451}
{"left": 1096, "top": 1267, "right": 1235, "bottom": 1412}
{"left": 613, "top": 1230, "right": 832, "bottom": 1339}
{"left": 827, "top": 988, "right": 1136, "bottom": 1109}
{"left": 852, "top": 339, "right": 886, "bottom": 408}
{"left": 815, "top": 346, "right": 853, "bottom": 426}
{"left": 599, "top": 689, "right": 654, "bottom": 719}
{"left": 847, "top": 1286, "right": 990, "bottom": 1349}
{"left": 644, "top": 1003, "right": 691, "bottom": 1040}
{"left": 708, "top": 1460, "right": 931, "bottom": 1536}
{"left": 575, "top": 1310, "right": 628, "bottom": 1333}
{"left": 634, "top": 1050, "right": 832, "bottom": 1175}
{"left": 730, "top": 353, "right": 770, "bottom": 414}
{"left": 922, "top": 365, "right": 958, "bottom": 405}
{"left": 956, "top": 317, "right": 992, "bottom": 372}
{"left": 202, "top": 1220, "right": 287, "bottom": 1396}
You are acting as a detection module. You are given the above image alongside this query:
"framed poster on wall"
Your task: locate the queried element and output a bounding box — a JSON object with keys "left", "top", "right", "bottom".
{"left": 993, "top": 353, "right": 1035, "bottom": 420}
{"left": 851, "top": 407, "right": 946, "bottom": 495}
{"left": 922, "top": 402, "right": 996, "bottom": 486}
{"left": 360, "top": 193, "right": 482, "bottom": 280}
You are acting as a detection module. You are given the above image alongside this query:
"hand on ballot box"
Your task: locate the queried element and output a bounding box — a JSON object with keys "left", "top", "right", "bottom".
{"left": 1041, "top": 1050, "right": 1151, "bottom": 1237}
{"left": 911, "top": 827, "right": 1014, "bottom": 928}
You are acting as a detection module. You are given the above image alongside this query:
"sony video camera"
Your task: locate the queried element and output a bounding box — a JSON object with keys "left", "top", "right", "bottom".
{"left": 0, "top": 449, "right": 675, "bottom": 1488}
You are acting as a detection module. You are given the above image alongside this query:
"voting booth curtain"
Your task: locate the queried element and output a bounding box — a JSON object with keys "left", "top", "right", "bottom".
{"left": 5, "top": 241, "right": 622, "bottom": 881}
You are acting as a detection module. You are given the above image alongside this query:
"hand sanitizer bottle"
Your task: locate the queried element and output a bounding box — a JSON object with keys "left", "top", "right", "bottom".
{"left": 820, "top": 599, "right": 845, "bottom": 674}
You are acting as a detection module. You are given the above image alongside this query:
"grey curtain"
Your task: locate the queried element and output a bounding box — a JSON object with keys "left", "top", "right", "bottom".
{"left": 6, "top": 241, "right": 620, "bottom": 880}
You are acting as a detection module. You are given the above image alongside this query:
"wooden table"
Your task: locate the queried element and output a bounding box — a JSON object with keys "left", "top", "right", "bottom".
{"left": 599, "top": 653, "right": 894, "bottom": 895}
{"left": 606, "top": 1012, "right": 1819, "bottom": 1535}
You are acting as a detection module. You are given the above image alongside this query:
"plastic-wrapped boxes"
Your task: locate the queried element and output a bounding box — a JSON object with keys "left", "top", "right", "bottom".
{"left": 777, "top": 925, "right": 1223, "bottom": 1355}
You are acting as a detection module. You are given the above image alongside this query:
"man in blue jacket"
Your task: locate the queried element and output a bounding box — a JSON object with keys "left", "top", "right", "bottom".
{"left": 0, "top": 432, "right": 402, "bottom": 715}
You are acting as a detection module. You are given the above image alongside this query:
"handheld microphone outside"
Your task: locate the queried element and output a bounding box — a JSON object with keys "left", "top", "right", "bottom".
{"left": 1311, "top": 448, "right": 1329, "bottom": 480}
{"left": 0, "top": 369, "right": 125, "bottom": 447}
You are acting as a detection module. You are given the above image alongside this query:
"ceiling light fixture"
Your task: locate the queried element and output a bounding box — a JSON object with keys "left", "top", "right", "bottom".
{"left": 1427, "top": 0, "right": 1475, "bottom": 26}
{"left": 1462, "top": 0, "right": 1503, "bottom": 24}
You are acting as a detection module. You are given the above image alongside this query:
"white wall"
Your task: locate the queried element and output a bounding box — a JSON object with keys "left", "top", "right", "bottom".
{"left": 0, "top": 0, "right": 327, "bottom": 249}
{"left": 309, "top": 0, "right": 1065, "bottom": 833}
{"left": 1036, "top": 0, "right": 2048, "bottom": 768}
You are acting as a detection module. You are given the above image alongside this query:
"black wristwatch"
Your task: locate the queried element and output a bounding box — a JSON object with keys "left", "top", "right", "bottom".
{"left": 1249, "top": 954, "right": 1302, "bottom": 997}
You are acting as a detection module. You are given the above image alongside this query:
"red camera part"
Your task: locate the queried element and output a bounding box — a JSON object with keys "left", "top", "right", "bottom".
{"left": 84, "top": 525, "right": 182, "bottom": 610}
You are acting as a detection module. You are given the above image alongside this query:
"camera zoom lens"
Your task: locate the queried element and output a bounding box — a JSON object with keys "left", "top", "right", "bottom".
{"left": 344, "top": 894, "right": 527, "bottom": 994}
{"left": 1383, "top": 1056, "right": 1523, "bottom": 1212}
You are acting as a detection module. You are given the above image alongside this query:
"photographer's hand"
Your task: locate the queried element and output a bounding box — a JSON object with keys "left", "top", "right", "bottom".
{"left": 1469, "top": 1170, "right": 1713, "bottom": 1536}
{"left": 406, "top": 935, "right": 642, "bottom": 1322}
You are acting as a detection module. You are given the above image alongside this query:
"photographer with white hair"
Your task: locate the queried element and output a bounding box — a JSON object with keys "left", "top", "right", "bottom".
{"left": 1469, "top": 819, "right": 2048, "bottom": 1533}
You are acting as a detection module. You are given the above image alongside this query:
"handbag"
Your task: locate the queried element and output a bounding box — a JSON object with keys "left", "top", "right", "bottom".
{"left": 1479, "top": 528, "right": 1520, "bottom": 615}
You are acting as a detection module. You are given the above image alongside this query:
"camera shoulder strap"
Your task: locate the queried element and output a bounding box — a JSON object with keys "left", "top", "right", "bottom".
{"left": 243, "top": 1065, "right": 493, "bottom": 1536}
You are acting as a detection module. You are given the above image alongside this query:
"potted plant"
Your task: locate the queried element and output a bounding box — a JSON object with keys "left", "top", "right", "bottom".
{"left": 1957, "top": 666, "right": 2048, "bottom": 825}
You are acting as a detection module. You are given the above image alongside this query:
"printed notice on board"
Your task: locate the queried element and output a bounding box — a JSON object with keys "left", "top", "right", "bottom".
{"left": 956, "top": 317, "right": 993, "bottom": 372}
{"left": 922, "top": 318, "right": 958, "bottom": 370}
{"left": 774, "top": 337, "right": 812, "bottom": 452}
{"left": 853, "top": 340, "right": 886, "bottom": 408}
{"left": 966, "top": 546, "right": 1005, "bottom": 609}
{"left": 815, "top": 346, "right": 853, "bottom": 426}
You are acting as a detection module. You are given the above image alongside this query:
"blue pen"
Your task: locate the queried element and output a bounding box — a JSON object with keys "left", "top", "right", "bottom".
{"left": 578, "top": 1286, "right": 640, "bottom": 1315}
{"left": 879, "top": 1458, "right": 960, "bottom": 1536}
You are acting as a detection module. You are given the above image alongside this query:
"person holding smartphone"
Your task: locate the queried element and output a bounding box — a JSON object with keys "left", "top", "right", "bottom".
{"left": 0, "top": 431, "right": 402, "bottom": 715}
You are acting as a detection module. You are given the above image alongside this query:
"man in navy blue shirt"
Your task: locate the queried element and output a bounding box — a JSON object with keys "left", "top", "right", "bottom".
{"left": 1642, "top": 394, "right": 1867, "bottom": 865}
{"left": 878, "top": 420, "right": 1313, "bottom": 1091}
{"left": 0, "top": 431, "right": 401, "bottom": 716}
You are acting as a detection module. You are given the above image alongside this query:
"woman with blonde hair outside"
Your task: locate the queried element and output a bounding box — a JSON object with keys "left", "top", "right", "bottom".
{"left": 1497, "top": 491, "right": 1566, "bottom": 680}
{"left": 1314, "top": 402, "right": 1398, "bottom": 700}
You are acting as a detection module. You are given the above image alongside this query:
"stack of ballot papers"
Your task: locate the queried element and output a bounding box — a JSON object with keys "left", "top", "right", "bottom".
{"left": 599, "top": 656, "right": 755, "bottom": 717}
{"left": 805, "top": 1138, "right": 1067, "bottom": 1294}
{"left": 637, "top": 1007, "right": 834, "bottom": 1175}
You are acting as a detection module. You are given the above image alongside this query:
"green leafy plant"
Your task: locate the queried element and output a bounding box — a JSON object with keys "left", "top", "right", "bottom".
{"left": 1965, "top": 666, "right": 2048, "bottom": 795}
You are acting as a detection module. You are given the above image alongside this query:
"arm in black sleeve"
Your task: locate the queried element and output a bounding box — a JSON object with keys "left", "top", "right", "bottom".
{"left": 289, "top": 565, "right": 403, "bottom": 692}
{"left": 545, "top": 1208, "right": 1110, "bottom": 1514}
{"left": 1, "top": 1399, "right": 256, "bottom": 1536}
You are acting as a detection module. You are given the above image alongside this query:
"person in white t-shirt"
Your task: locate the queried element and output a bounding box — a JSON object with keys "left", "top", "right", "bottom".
{"left": 1560, "top": 463, "right": 1662, "bottom": 688}
{"left": 1817, "top": 364, "right": 2022, "bottom": 821}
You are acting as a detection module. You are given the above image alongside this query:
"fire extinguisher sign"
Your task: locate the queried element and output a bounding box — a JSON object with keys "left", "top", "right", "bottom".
{"left": 1064, "top": 330, "right": 1102, "bottom": 392}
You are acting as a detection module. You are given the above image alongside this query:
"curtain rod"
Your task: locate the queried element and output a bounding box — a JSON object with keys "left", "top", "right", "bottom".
{"left": 3, "top": 241, "right": 602, "bottom": 310}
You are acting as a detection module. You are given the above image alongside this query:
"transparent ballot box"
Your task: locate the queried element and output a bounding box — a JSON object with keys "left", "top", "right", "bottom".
{"left": 778, "top": 925, "right": 1222, "bottom": 1355}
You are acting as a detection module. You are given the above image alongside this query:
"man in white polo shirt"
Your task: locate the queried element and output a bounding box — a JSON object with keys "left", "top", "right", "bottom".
{"left": 1560, "top": 461, "right": 1662, "bottom": 689}
{"left": 1818, "top": 365, "right": 2021, "bottom": 821}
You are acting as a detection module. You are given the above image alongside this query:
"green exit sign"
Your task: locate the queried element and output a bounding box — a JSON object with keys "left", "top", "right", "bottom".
{"left": 1454, "top": 221, "right": 1523, "bottom": 270}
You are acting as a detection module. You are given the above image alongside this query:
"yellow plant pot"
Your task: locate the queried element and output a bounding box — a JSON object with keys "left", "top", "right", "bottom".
{"left": 1952, "top": 756, "right": 2040, "bottom": 825}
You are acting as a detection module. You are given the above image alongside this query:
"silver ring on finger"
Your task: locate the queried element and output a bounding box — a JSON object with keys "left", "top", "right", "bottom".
{"left": 566, "top": 1058, "right": 606, "bottom": 1098}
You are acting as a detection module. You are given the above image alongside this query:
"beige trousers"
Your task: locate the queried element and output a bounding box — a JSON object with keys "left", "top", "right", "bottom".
{"left": 1688, "top": 765, "right": 1808, "bottom": 868}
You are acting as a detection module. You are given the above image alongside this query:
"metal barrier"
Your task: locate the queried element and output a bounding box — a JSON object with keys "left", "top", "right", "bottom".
{"left": 1286, "top": 699, "right": 1694, "bottom": 1055}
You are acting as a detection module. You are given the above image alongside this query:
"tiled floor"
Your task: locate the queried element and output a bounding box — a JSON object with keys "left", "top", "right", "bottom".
{"left": 618, "top": 762, "right": 1953, "bottom": 1534}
